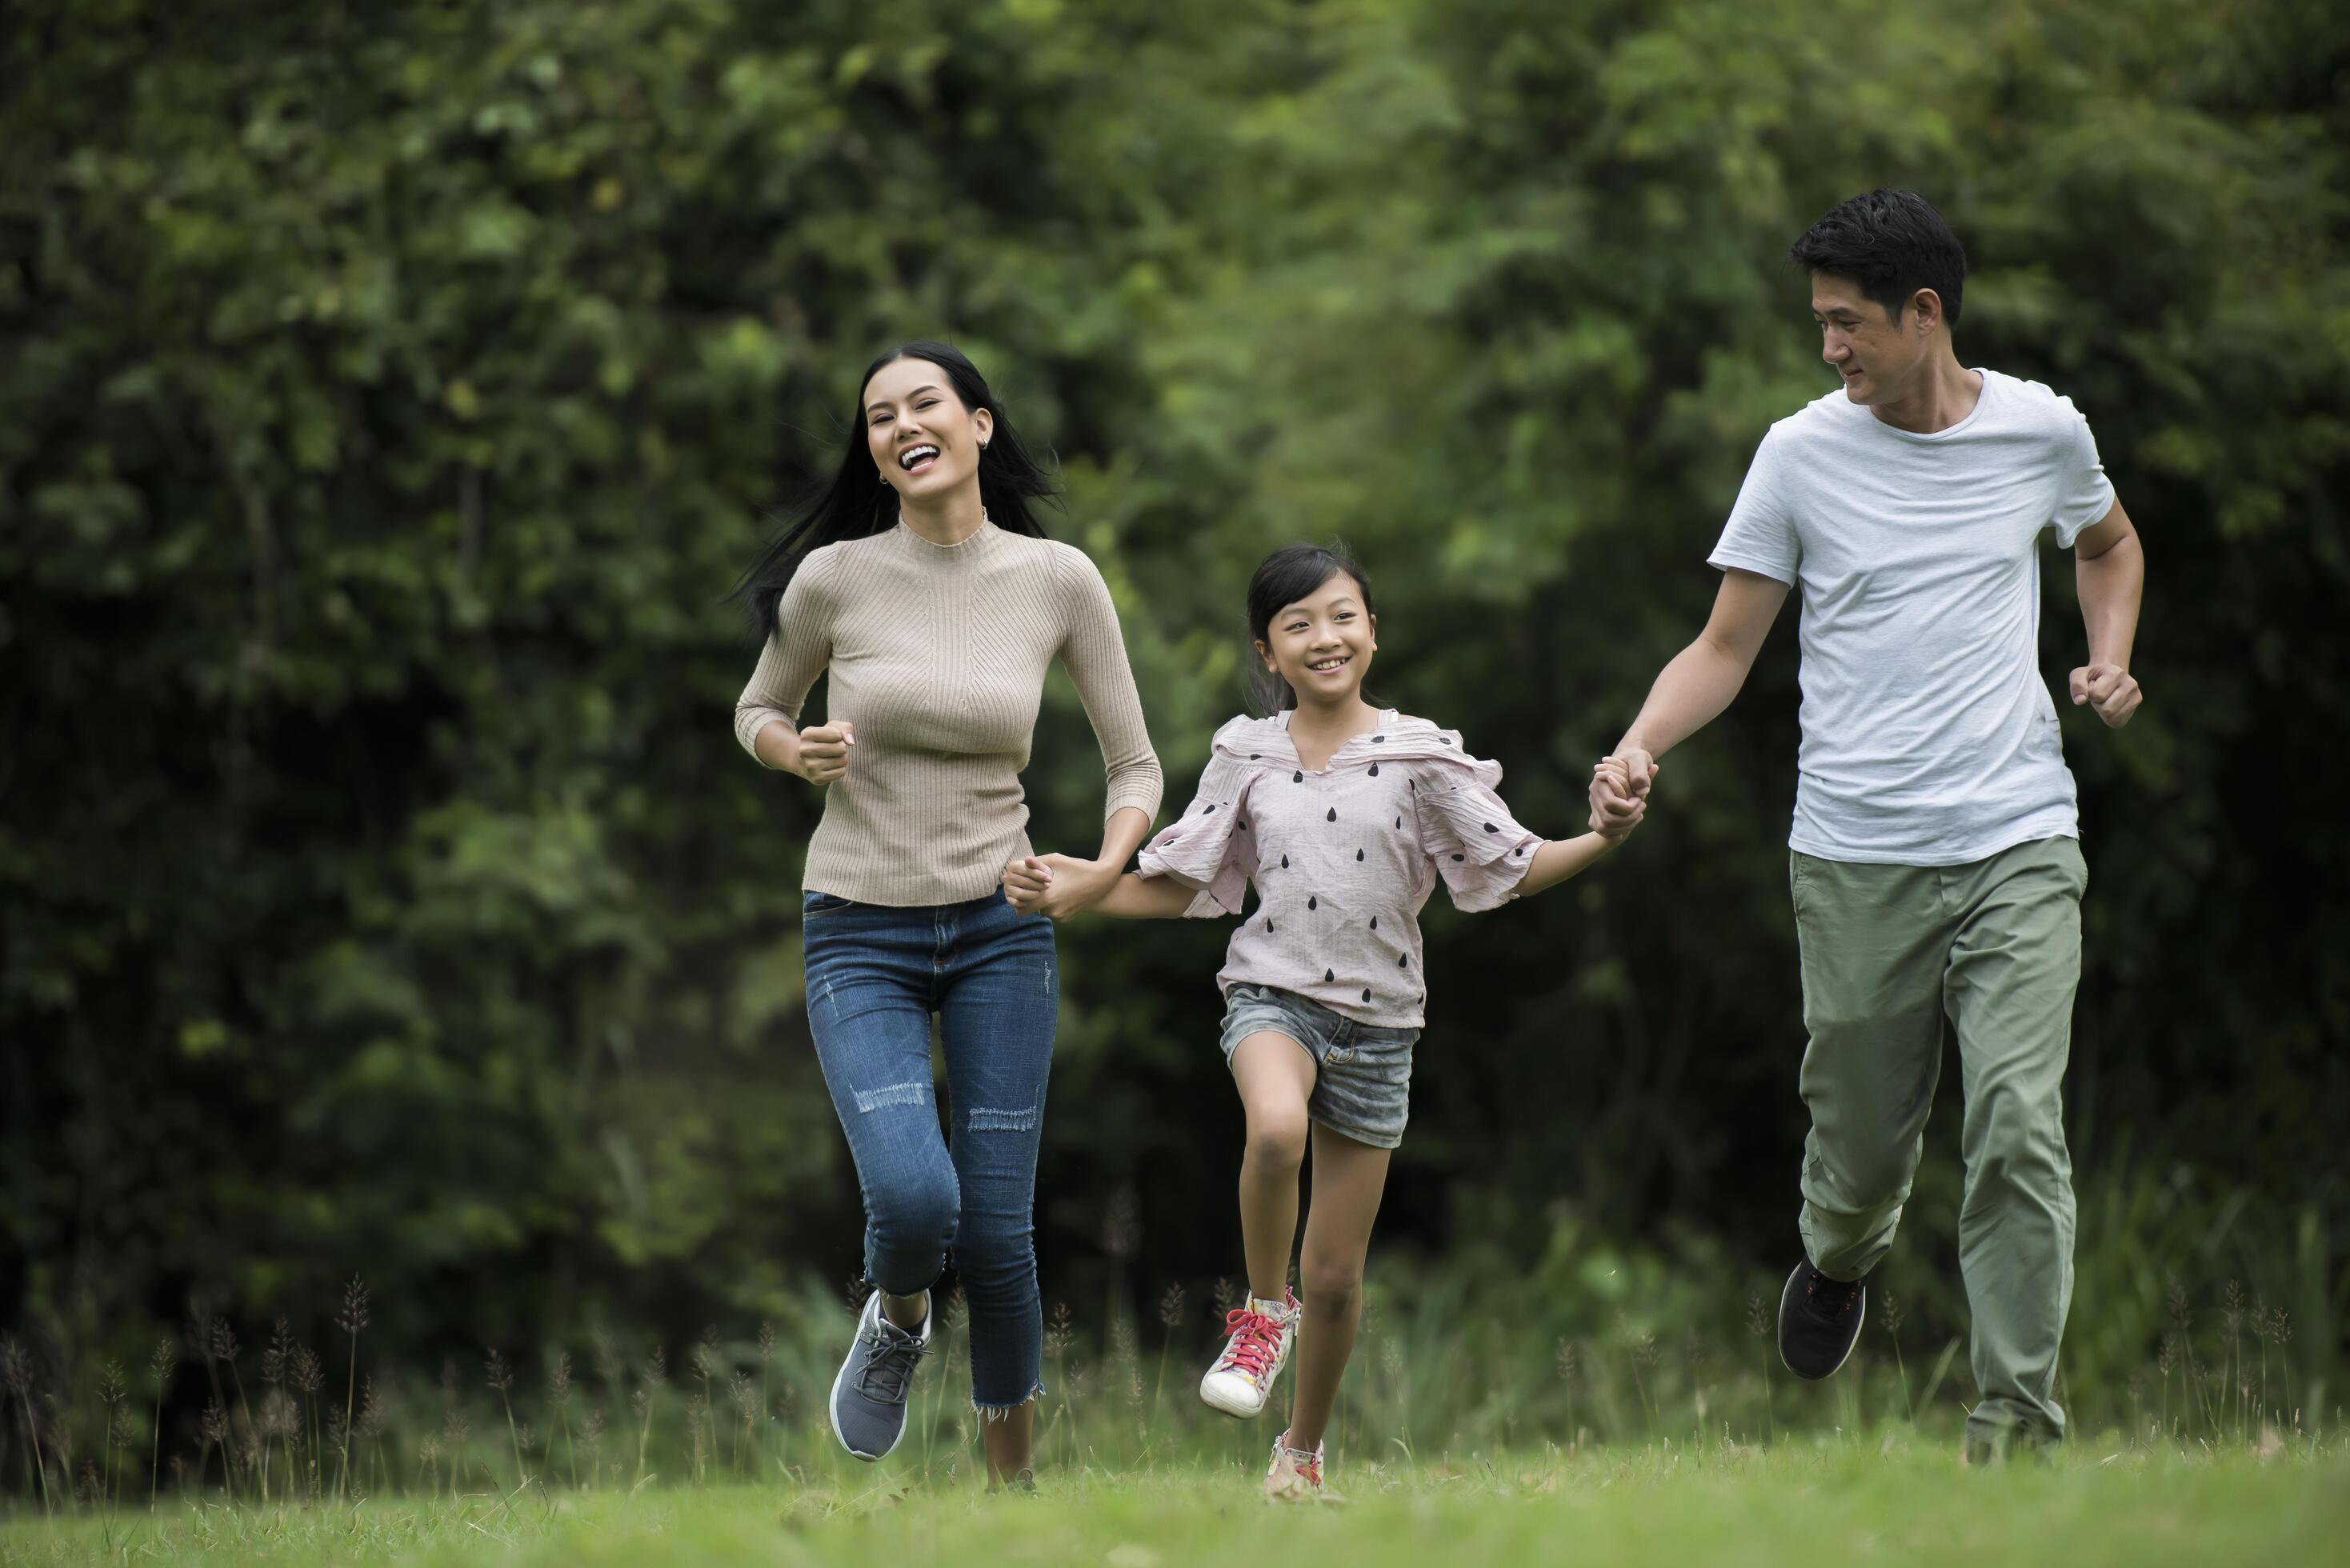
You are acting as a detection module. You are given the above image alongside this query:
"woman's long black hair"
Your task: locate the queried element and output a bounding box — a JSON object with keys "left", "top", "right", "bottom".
{"left": 731, "top": 341, "right": 1060, "bottom": 643}
{"left": 1245, "top": 542, "right": 1377, "bottom": 715}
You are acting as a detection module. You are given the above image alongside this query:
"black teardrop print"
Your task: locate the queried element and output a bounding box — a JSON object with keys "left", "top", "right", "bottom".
{"left": 1516, "top": 846, "right": 1526, "bottom": 855}
{"left": 1265, "top": 918, "right": 1275, "bottom": 933}
{"left": 1355, "top": 848, "right": 1365, "bottom": 862}
{"left": 1361, "top": 988, "right": 1372, "bottom": 1003}
{"left": 1293, "top": 770, "right": 1304, "bottom": 782}
{"left": 1369, "top": 916, "right": 1379, "bottom": 930}
{"left": 1280, "top": 854, "right": 1290, "bottom": 869}
{"left": 1250, "top": 754, "right": 1262, "bottom": 760}
{"left": 1395, "top": 816, "right": 1403, "bottom": 830}
{"left": 1399, "top": 954, "right": 1409, "bottom": 968}
{"left": 1238, "top": 818, "right": 1250, "bottom": 830}
{"left": 1483, "top": 822, "right": 1499, "bottom": 833}
{"left": 1440, "top": 737, "right": 1451, "bottom": 746}
{"left": 1451, "top": 854, "right": 1465, "bottom": 862}
{"left": 1308, "top": 896, "right": 1318, "bottom": 910}
{"left": 1203, "top": 804, "right": 1215, "bottom": 814}
{"left": 1326, "top": 808, "right": 1337, "bottom": 822}
{"left": 1324, "top": 968, "right": 1335, "bottom": 983}
{"left": 1372, "top": 734, "right": 1386, "bottom": 743}
{"left": 1368, "top": 762, "right": 1380, "bottom": 777}
{"left": 1409, "top": 778, "right": 1417, "bottom": 793}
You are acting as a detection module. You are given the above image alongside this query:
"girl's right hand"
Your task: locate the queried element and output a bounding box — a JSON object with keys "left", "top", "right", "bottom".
{"left": 792, "top": 720, "right": 855, "bottom": 785}
{"left": 1003, "top": 856, "right": 1054, "bottom": 912}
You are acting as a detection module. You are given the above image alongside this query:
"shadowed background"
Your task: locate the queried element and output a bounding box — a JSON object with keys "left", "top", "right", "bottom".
{"left": 2, "top": 0, "right": 2344, "bottom": 1461}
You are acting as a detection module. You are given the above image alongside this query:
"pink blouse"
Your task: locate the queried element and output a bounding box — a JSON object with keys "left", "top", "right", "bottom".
{"left": 1137, "top": 710, "right": 1543, "bottom": 1027}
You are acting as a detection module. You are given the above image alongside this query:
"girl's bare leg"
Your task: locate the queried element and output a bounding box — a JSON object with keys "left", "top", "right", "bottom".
{"left": 1230, "top": 1032, "right": 1318, "bottom": 1300}
{"left": 1284, "top": 1123, "right": 1391, "bottom": 1450}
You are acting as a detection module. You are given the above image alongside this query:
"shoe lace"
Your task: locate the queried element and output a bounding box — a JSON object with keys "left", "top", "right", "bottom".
{"left": 855, "top": 1322, "right": 931, "bottom": 1404}
{"left": 1217, "top": 1306, "right": 1284, "bottom": 1378}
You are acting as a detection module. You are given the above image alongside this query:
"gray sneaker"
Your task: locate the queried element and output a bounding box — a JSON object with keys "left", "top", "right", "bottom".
{"left": 829, "top": 1290, "right": 931, "bottom": 1461}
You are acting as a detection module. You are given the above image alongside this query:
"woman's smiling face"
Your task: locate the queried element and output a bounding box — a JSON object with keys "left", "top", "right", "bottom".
{"left": 1257, "top": 571, "right": 1377, "bottom": 706}
{"left": 865, "top": 355, "right": 992, "bottom": 499}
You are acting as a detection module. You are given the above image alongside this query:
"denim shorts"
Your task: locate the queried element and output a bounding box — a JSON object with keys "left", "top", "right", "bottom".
{"left": 1218, "top": 983, "right": 1419, "bottom": 1150}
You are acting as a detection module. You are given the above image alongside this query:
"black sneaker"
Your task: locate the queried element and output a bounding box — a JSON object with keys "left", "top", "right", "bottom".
{"left": 1777, "top": 1260, "right": 1867, "bottom": 1379}
{"left": 829, "top": 1290, "right": 931, "bottom": 1460}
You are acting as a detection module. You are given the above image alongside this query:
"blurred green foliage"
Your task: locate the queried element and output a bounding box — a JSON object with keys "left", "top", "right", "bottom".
{"left": 2, "top": 0, "right": 2344, "bottom": 1421}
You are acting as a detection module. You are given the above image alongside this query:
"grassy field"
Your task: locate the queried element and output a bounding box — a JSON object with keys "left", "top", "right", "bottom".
{"left": 4, "top": 1440, "right": 2346, "bottom": 1566}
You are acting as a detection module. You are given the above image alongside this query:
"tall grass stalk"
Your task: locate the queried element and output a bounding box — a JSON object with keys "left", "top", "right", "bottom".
{"left": 3, "top": 1338, "right": 52, "bottom": 1514}
{"left": 756, "top": 1322, "right": 775, "bottom": 1479}
{"left": 335, "top": 1279, "right": 369, "bottom": 1501}
{"left": 1747, "top": 1295, "right": 1776, "bottom": 1445}
{"left": 549, "top": 1353, "right": 578, "bottom": 1489}
{"left": 209, "top": 1318, "right": 258, "bottom": 1503}
{"left": 146, "top": 1338, "right": 174, "bottom": 1510}
{"left": 1882, "top": 1293, "right": 1914, "bottom": 1423}
{"left": 635, "top": 1347, "right": 666, "bottom": 1490}
{"left": 486, "top": 1350, "right": 525, "bottom": 1489}
{"left": 1153, "top": 1285, "right": 1184, "bottom": 1425}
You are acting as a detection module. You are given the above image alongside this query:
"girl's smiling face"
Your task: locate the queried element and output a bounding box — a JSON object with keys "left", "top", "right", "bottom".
{"left": 1256, "top": 571, "right": 1377, "bottom": 708}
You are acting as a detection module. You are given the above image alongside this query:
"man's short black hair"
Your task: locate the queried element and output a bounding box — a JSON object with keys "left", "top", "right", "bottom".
{"left": 1790, "top": 189, "right": 1968, "bottom": 328}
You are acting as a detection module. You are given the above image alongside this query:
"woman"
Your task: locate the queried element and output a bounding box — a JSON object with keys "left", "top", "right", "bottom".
{"left": 732, "top": 342, "right": 1161, "bottom": 1488}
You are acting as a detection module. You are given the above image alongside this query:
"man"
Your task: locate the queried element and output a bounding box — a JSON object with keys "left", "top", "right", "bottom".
{"left": 1590, "top": 189, "right": 2144, "bottom": 1460}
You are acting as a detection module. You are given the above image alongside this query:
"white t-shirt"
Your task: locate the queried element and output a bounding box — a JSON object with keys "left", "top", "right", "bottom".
{"left": 1708, "top": 369, "right": 2116, "bottom": 866}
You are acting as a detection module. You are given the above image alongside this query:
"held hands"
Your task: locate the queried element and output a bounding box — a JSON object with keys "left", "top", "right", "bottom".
{"left": 1003, "top": 853, "right": 1119, "bottom": 920}
{"left": 2069, "top": 662, "right": 2142, "bottom": 728}
{"left": 791, "top": 720, "right": 855, "bottom": 785}
{"left": 1587, "top": 748, "right": 1658, "bottom": 839}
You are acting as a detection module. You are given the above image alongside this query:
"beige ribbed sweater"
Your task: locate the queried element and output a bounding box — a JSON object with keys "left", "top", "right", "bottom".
{"left": 735, "top": 520, "right": 1164, "bottom": 906}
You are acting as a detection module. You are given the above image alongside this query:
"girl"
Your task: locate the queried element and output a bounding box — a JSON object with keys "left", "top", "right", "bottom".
{"left": 733, "top": 342, "right": 1162, "bottom": 1490}
{"left": 1004, "top": 543, "right": 1635, "bottom": 1499}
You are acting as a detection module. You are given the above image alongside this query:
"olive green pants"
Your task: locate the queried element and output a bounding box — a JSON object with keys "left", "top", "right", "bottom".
{"left": 1792, "top": 836, "right": 2087, "bottom": 1451}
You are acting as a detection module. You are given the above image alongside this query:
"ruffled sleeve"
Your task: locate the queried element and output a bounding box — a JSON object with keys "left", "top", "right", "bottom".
{"left": 1412, "top": 740, "right": 1543, "bottom": 913}
{"left": 1136, "top": 721, "right": 1262, "bottom": 918}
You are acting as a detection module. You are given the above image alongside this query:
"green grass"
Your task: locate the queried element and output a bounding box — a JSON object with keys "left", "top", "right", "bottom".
{"left": 5, "top": 1442, "right": 2347, "bottom": 1566}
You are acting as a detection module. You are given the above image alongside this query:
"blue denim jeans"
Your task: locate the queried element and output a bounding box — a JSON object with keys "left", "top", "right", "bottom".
{"left": 802, "top": 888, "right": 1057, "bottom": 1412}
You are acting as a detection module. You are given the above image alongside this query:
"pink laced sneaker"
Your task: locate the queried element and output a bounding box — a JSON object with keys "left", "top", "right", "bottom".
{"left": 1198, "top": 1290, "right": 1300, "bottom": 1418}
{"left": 1263, "top": 1428, "right": 1331, "bottom": 1500}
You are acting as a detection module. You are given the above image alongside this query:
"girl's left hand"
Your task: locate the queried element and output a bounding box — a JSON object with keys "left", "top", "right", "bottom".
{"left": 1002, "top": 853, "right": 1119, "bottom": 920}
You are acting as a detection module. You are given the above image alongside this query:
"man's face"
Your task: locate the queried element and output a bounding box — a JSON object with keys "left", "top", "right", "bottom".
{"left": 1810, "top": 274, "right": 1932, "bottom": 406}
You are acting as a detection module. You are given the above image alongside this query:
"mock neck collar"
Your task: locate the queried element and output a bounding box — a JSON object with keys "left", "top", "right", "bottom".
{"left": 893, "top": 509, "right": 998, "bottom": 557}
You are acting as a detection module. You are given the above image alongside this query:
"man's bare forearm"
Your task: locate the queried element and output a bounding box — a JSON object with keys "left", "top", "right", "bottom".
{"left": 2077, "top": 530, "right": 2142, "bottom": 671}
{"left": 1619, "top": 634, "right": 1757, "bottom": 759}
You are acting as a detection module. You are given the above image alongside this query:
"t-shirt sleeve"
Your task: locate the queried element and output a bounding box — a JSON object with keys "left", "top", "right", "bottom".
{"left": 2050, "top": 396, "right": 2116, "bottom": 548}
{"left": 1707, "top": 427, "right": 1800, "bottom": 585}
{"left": 1135, "top": 741, "right": 1255, "bottom": 918}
